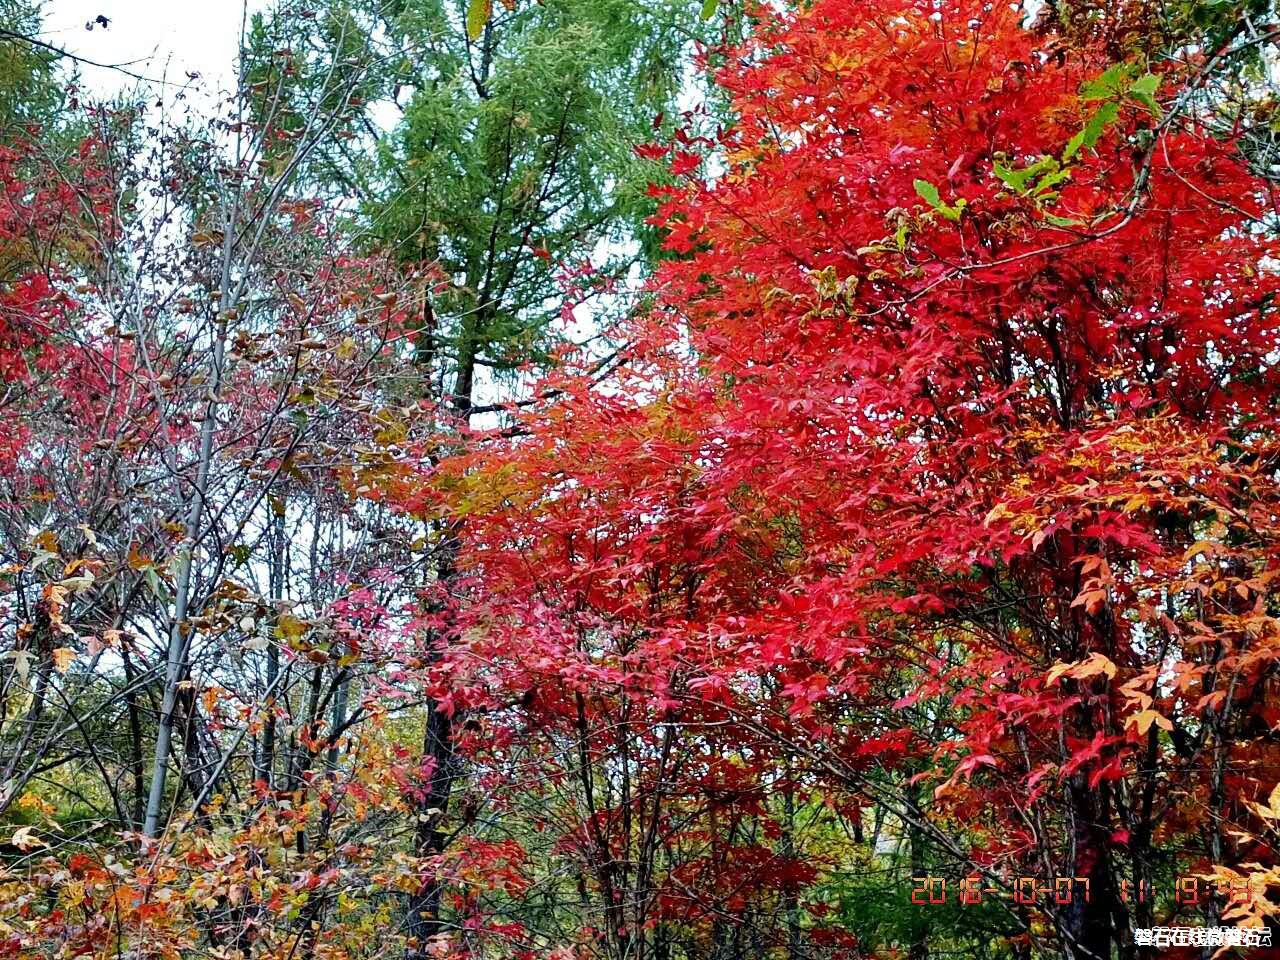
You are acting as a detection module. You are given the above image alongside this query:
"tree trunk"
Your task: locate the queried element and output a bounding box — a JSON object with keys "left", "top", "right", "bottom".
{"left": 405, "top": 335, "right": 470, "bottom": 954}
{"left": 406, "top": 696, "right": 458, "bottom": 955}
{"left": 1062, "top": 777, "right": 1115, "bottom": 960}
{"left": 141, "top": 242, "right": 231, "bottom": 837}
{"left": 908, "top": 787, "right": 930, "bottom": 960}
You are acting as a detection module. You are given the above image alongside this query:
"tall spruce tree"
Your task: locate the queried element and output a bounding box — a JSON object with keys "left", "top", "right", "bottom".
{"left": 242, "top": 0, "right": 705, "bottom": 402}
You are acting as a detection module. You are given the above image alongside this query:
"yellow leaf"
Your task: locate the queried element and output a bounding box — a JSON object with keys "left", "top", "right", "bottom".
{"left": 1130, "top": 709, "right": 1173, "bottom": 735}
{"left": 276, "top": 613, "right": 306, "bottom": 644}
{"left": 10, "top": 826, "right": 46, "bottom": 851}
{"left": 1075, "top": 652, "right": 1118, "bottom": 681}
{"left": 51, "top": 648, "right": 76, "bottom": 673}
{"left": 1046, "top": 660, "right": 1073, "bottom": 686}
{"left": 1252, "top": 784, "right": 1280, "bottom": 821}
{"left": 63, "top": 878, "right": 86, "bottom": 907}
{"left": 8, "top": 649, "right": 32, "bottom": 681}
{"left": 466, "top": 0, "right": 492, "bottom": 40}
{"left": 1047, "top": 652, "right": 1116, "bottom": 686}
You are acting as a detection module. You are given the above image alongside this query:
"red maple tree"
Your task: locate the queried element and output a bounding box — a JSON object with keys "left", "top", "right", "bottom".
{"left": 422, "top": 0, "right": 1280, "bottom": 956}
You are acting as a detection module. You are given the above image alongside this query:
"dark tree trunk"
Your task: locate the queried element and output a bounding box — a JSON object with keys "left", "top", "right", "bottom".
{"left": 1063, "top": 777, "right": 1116, "bottom": 960}
{"left": 406, "top": 698, "right": 458, "bottom": 955}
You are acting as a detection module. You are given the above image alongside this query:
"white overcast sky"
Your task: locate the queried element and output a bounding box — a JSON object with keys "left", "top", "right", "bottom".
{"left": 38, "top": 0, "right": 258, "bottom": 98}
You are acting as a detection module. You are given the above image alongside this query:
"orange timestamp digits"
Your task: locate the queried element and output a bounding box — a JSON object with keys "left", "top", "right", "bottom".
{"left": 910, "top": 874, "right": 1258, "bottom": 907}
{"left": 911, "top": 875, "right": 1092, "bottom": 905}
{"left": 1174, "top": 875, "right": 1253, "bottom": 906}
{"left": 910, "top": 876, "right": 949, "bottom": 905}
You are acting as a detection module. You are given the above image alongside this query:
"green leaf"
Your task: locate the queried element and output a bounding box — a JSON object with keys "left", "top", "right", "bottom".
{"left": 914, "top": 178, "right": 965, "bottom": 221}
{"left": 994, "top": 156, "right": 1055, "bottom": 194}
{"left": 1064, "top": 101, "right": 1119, "bottom": 161}
{"left": 466, "top": 0, "right": 492, "bottom": 41}
{"left": 1041, "top": 211, "right": 1082, "bottom": 228}
{"left": 144, "top": 567, "right": 168, "bottom": 603}
{"left": 913, "top": 178, "right": 941, "bottom": 207}
{"left": 1130, "top": 73, "right": 1160, "bottom": 97}
{"left": 993, "top": 160, "right": 1027, "bottom": 192}
{"left": 1128, "top": 72, "right": 1162, "bottom": 115}
{"left": 1085, "top": 100, "right": 1120, "bottom": 144}
{"left": 701, "top": 0, "right": 719, "bottom": 19}
{"left": 1031, "top": 166, "right": 1072, "bottom": 198}
{"left": 1082, "top": 62, "right": 1129, "bottom": 101}
{"left": 1064, "top": 130, "right": 1086, "bottom": 162}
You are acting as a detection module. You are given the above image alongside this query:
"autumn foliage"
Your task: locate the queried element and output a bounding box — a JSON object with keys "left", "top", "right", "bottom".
{"left": 5, "top": 0, "right": 1280, "bottom": 958}
{"left": 419, "top": 0, "right": 1280, "bottom": 956}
